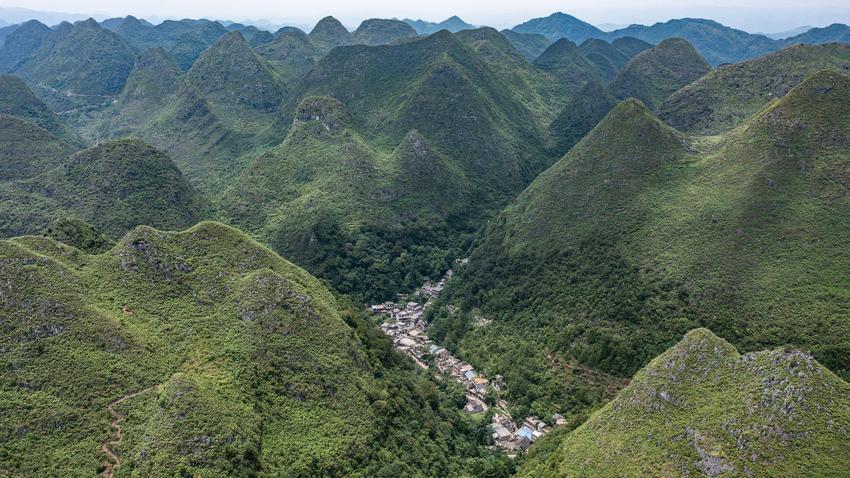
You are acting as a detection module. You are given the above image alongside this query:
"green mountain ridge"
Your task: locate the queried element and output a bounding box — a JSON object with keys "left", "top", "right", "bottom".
{"left": 14, "top": 18, "right": 138, "bottom": 111}
{"left": 659, "top": 42, "right": 850, "bottom": 134}
{"left": 0, "top": 19, "right": 50, "bottom": 73}
{"left": 609, "top": 37, "right": 712, "bottom": 110}
{"left": 433, "top": 70, "right": 850, "bottom": 422}
{"left": 0, "top": 220, "right": 510, "bottom": 476}
{"left": 353, "top": 18, "right": 418, "bottom": 46}
{"left": 519, "top": 328, "right": 850, "bottom": 476}
{"left": 0, "top": 74, "right": 74, "bottom": 140}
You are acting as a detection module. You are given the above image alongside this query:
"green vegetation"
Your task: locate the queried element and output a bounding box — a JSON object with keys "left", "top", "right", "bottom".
{"left": 518, "top": 329, "right": 850, "bottom": 476}
{"left": 15, "top": 18, "right": 137, "bottom": 111}
{"left": 512, "top": 12, "right": 605, "bottom": 44}
{"left": 352, "top": 19, "right": 418, "bottom": 46}
{"left": 433, "top": 71, "right": 850, "bottom": 421}
{"left": 609, "top": 38, "right": 712, "bottom": 110}
{"left": 223, "top": 29, "right": 565, "bottom": 300}
{"left": 0, "top": 115, "right": 75, "bottom": 180}
{"left": 0, "top": 132, "right": 206, "bottom": 238}
{"left": 403, "top": 16, "right": 476, "bottom": 35}
{"left": 533, "top": 39, "right": 604, "bottom": 96}
{"left": 500, "top": 30, "right": 552, "bottom": 61}
{"left": 0, "top": 20, "right": 50, "bottom": 73}
{"left": 0, "top": 74, "right": 75, "bottom": 141}
{"left": 548, "top": 80, "right": 616, "bottom": 156}
{"left": 42, "top": 216, "right": 115, "bottom": 253}
{"left": 0, "top": 221, "right": 511, "bottom": 476}
{"left": 608, "top": 18, "right": 777, "bottom": 66}
{"left": 660, "top": 43, "right": 850, "bottom": 134}
{"left": 308, "top": 16, "right": 353, "bottom": 52}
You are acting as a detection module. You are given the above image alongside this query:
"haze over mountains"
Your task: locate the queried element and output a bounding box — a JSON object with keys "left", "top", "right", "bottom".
{"left": 1, "top": 6, "right": 849, "bottom": 477}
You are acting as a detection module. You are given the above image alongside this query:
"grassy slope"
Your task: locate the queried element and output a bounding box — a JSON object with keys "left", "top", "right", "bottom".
{"left": 659, "top": 43, "right": 850, "bottom": 134}
{"left": 519, "top": 329, "right": 850, "bottom": 477}
{"left": 609, "top": 37, "right": 712, "bottom": 110}
{"left": 0, "top": 221, "right": 508, "bottom": 476}
{"left": 435, "top": 70, "right": 850, "bottom": 420}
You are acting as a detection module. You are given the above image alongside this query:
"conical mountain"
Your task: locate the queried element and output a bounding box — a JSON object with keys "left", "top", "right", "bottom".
{"left": 660, "top": 43, "right": 850, "bottom": 134}
{"left": 283, "top": 29, "right": 557, "bottom": 198}
{"left": 500, "top": 29, "right": 552, "bottom": 60}
{"left": 186, "top": 31, "right": 285, "bottom": 129}
{"left": 248, "top": 30, "right": 274, "bottom": 47}
{"left": 610, "top": 36, "right": 652, "bottom": 58}
{"left": 578, "top": 38, "right": 631, "bottom": 82}
{"left": 353, "top": 18, "right": 418, "bottom": 45}
{"left": 247, "top": 29, "right": 560, "bottom": 299}
{"left": 608, "top": 18, "right": 777, "bottom": 66}
{"left": 167, "top": 31, "right": 208, "bottom": 70}
{"left": 513, "top": 12, "right": 606, "bottom": 43}
{"left": 0, "top": 19, "right": 50, "bottom": 73}
{"left": 548, "top": 79, "right": 617, "bottom": 155}
{"left": 111, "top": 15, "right": 162, "bottom": 49}
{"left": 94, "top": 47, "right": 182, "bottom": 136}
{"left": 533, "top": 38, "right": 604, "bottom": 94}
{"left": 498, "top": 98, "right": 688, "bottom": 250}
{"left": 308, "top": 16, "right": 351, "bottom": 52}
{"left": 403, "top": 15, "right": 476, "bottom": 35}
{"left": 519, "top": 329, "right": 850, "bottom": 477}
{"left": 0, "top": 114, "right": 75, "bottom": 180}
{"left": 15, "top": 18, "right": 137, "bottom": 107}
{"left": 118, "top": 47, "right": 181, "bottom": 105}
{"left": 0, "top": 74, "right": 69, "bottom": 138}
{"left": 437, "top": 71, "right": 850, "bottom": 418}
{"left": 256, "top": 29, "right": 320, "bottom": 87}
{"left": 140, "top": 82, "right": 253, "bottom": 192}
{"left": 223, "top": 95, "right": 471, "bottom": 300}
{"left": 27, "top": 139, "right": 207, "bottom": 237}
{"left": 609, "top": 37, "right": 712, "bottom": 110}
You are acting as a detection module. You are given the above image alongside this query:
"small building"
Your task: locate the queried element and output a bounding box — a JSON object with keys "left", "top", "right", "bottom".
{"left": 490, "top": 424, "right": 512, "bottom": 441}
{"left": 464, "top": 370, "right": 478, "bottom": 381}
{"left": 517, "top": 426, "right": 536, "bottom": 441}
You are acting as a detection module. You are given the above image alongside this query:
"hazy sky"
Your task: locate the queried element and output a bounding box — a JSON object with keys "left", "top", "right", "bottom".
{"left": 2, "top": 0, "right": 850, "bottom": 33}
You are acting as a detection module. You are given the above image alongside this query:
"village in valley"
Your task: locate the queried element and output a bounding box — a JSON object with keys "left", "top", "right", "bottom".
{"left": 370, "top": 259, "right": 568, "bottom": 454}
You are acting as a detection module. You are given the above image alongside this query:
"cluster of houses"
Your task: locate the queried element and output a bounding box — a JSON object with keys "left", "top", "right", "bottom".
{"left": 372, "top": 265, "right": 564, "bottom": 454}
{"left": 374, "top": 270, "right": 492, "bottom": 412}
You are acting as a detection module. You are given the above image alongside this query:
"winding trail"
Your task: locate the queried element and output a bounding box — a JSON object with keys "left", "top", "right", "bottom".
{"left": 100, "top": 385, "right": 159, "bottom": 478}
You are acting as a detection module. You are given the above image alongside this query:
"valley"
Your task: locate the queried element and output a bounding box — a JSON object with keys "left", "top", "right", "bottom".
{"left": 372, "top": 265, "right": 559, "bottom": 454}
{"left": 1, "top": 6, "right": 849, "bottom": 477}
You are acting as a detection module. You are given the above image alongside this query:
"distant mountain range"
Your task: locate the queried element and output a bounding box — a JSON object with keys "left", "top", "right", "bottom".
{"left": 402, "top": 15, "right": 476, "bottom": 35}
{"left": 510, "top": 12, "right": 850, "bottom": 65}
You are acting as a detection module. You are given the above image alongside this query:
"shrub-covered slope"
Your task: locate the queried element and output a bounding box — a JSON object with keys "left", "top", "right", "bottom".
{"left": 230, "top": 29, "right": 563, "bottom": 300}
{"left": 435, "top": 70, "right": 850, "bottom": 419}
{"left": 0, "top": 20, "right": 50, "bottom": 73}
{"left": 659, "top": 43, "right": 850, "bottom": 134}
{"left": 0, "top": 221, "right": 507, "bottom": 476}
{"left": 0, "top": 135, "right": 206, "bottom": 238}
{"left": 352, "top": 19, "right": 418, "bottom": 45}
{"left": 0, "top": 74, "right": 73, "bottom": 140}
{"left": 609, "top": 38, "right": 712, "bottom": 110}
{"left": 14, "top": 19, "right": 137, "bottom": 111}
{"left": 518, "top": 329, "right": 850, "bottom": 477}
